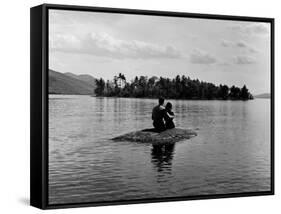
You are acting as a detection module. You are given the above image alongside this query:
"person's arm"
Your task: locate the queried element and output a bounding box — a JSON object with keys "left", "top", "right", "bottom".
{"left": 163, "top": 110, "right": 174, "bottom": 120}
{"left": 152, "top": 107, "right": 156, "bottom": 120}
{"left": 166, "top": 111, "right": 175, "bottom": 119}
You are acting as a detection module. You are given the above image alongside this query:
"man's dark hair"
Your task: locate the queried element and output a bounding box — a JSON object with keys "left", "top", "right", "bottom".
{"left": 158, "top": 97, "right": 165, "bottom": 105}
{"left": 166, "top": 102, "right": 172, "bottom": 110}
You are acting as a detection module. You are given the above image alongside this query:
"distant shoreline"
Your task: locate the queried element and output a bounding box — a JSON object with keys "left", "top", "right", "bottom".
{"left": 49, "top": 93, "right": 90, "bottom": 95}
{"left": 49, "top": 93, "right": 257, "bottom": 101}
{"left": 254, "top": 97, "right": 270, "bottom": 99}
{"left": 254, "top": 93, "right": 271, "bottom": 99}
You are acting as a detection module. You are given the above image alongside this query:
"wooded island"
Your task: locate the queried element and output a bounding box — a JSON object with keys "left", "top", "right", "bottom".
{"left": 94, "top": 73, "right": 253, "bottom": 100}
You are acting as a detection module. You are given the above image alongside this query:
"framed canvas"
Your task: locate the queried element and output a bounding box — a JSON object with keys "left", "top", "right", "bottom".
{"left": 30, "top": 4, "right": 274, "bottom": 209}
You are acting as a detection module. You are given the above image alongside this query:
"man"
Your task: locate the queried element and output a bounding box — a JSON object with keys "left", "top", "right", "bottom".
{"left": 152, "top": 97, "right": 166, "bottom": 132}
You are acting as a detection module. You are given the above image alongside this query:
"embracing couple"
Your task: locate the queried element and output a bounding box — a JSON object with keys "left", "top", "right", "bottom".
{"left": 152, "top": 97, "right": 175, "bottom": 132}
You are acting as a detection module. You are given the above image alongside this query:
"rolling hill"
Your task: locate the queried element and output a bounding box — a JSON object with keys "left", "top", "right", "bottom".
{"left": 49, "top": 70, "right": 96, "bottom": 95}
{"left": 64, "top": 72, "right": 96, "bottom": 87}
{"left": 254, "top": 93, "right": 270, "bottom": 99}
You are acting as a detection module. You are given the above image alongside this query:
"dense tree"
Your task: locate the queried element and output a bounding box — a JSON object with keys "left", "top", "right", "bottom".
{"left": 94, "top": 74, "right": 253, "bottom": 100}
{"left": 94, "top": 78, "right": 105, "bottom": 96}
{"left": 240, "top": 85, "right": 252, "bottom": 100}
{"left": 229, "top": 86, "right": 241, "bottom": 100}
{"left": 220, "top": 85, "right": 229, "bottom": 100}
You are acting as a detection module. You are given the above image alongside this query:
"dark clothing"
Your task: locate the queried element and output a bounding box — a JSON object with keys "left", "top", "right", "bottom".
{"left": 152, "top": 105, "right": 166, "bottom": 132}
{"left": 153, "top": 120, "right": 166, "bottom": 132}
{"left": 164, "top": 110, "right": 175, "bottom": 129}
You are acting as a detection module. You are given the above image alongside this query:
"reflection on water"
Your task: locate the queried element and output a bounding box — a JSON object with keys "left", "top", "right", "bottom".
{"left": 48, "top": 95, "right": 271, "bottom": 204}
{"left": 151, "top": 144, "right": 175, "bottom": 175}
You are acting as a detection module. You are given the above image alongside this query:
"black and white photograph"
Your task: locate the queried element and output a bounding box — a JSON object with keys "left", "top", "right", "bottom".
{"left": 48, "top": 8, "right": 272, "bottom": 205}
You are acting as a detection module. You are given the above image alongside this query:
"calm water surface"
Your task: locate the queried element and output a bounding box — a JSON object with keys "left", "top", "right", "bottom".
{"left": 49, "top": 95, "right": 271, "bottom": 204}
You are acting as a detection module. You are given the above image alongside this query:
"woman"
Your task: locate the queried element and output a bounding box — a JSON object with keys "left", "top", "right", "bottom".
{"left": 164, "top": 102, "right": 175, "bottom": 129}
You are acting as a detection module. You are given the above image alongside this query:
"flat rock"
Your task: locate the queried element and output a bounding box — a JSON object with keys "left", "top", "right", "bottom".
{"left": 112, "top": 128, "right": 197, "bottom": 145}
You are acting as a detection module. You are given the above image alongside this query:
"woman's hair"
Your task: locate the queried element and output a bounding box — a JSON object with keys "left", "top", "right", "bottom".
{"left": 158, "top": 97, "right": 165, "bottom": 105}
{"left": 166, "top": 102, "right": 172, "bottom": 110}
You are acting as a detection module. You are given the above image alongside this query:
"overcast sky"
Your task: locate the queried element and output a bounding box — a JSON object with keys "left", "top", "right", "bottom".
{"left": 49, "top": 9, "right": 271, "bottom": 94}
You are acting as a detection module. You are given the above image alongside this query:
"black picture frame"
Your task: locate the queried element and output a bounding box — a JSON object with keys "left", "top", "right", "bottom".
{"left": 30, "top": 3, "right": 275, "bottom": 209}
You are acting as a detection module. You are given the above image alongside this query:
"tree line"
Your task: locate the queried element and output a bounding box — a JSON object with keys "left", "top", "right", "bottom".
{"left": 94, "top": 73, "right": 253, "bottom": 100}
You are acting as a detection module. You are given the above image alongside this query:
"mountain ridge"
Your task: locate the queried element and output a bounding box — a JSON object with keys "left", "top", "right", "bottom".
{"left": 254, "top": 93, "right": 270, "bottom": 99}
{"left": 64, "top": 72, "right": 96, "bottom": 87}
{"left": 49, "top": 70, "right": 95, "bottom": 95}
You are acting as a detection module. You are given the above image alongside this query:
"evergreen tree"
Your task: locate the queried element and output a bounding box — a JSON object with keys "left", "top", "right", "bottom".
{"left": 94, "top": 78, "right": 105, "bottom": 96}
{"left": 240, "top": 85, "right": 251, "bottom": 100}
{"left": 93, "top": 74, "right": 253, "bottom": 100}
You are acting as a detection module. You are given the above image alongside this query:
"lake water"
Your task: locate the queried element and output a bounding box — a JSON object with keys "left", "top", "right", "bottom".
{"left": 48, "top": 95, "right": 271, "bottom": 204}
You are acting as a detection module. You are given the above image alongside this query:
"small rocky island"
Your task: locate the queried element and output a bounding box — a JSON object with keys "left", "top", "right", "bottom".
{"left": 112, "top": 128, "right": 197, "bottom": 145}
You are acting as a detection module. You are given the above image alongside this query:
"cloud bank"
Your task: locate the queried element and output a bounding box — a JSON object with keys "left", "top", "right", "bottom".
{"left": 230, "top": 23, "right": 269, "bottom": 35}
{"left": 236, "top": 41, "right": 247, "bottom": 48}
{"left": 50, "top": 32, "right": 182, "bottom": 59}
{"left": 234, "top": 55, "right": 256, "bottom": 64}
{"left": 221, "top": 40, "right": 232, "bottom": 47}
{"left": 189, "top": 49, "right": 217, "bottom": 64}
{"left": 221, "top": 40, "right": 258, "bottom": 53}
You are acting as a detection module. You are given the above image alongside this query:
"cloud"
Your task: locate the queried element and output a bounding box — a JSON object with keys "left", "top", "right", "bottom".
{"left": 221, "top": 40, "right": 233, "bottom": 47}
{"left": 234, "top": 55, "right": 256, "bottom": 64}
{"left": 249, "top": 23, "right": 269, "bottom": 34}
{"left": 218, "top": 61, "right": 231, "bottom": 66}
{"left": 248, "top": 47, "right": 258, "bottom": 53}
{"left": 236, "top": 41, "right": 248, "bottom": 48}
{"left": 50, "top": 32, "right": 182, "bottom": 59}
{"left": 221, "top": 39, "right": 259, "bottom": 53}
{"left": 50, "top": 34, "right": 81, "bottom": 51}
{"left": 189, "top": 49, "right": 217, "bottom": 64}
{"left": 230, "top": 23, "right": 269, "bottom": 35}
